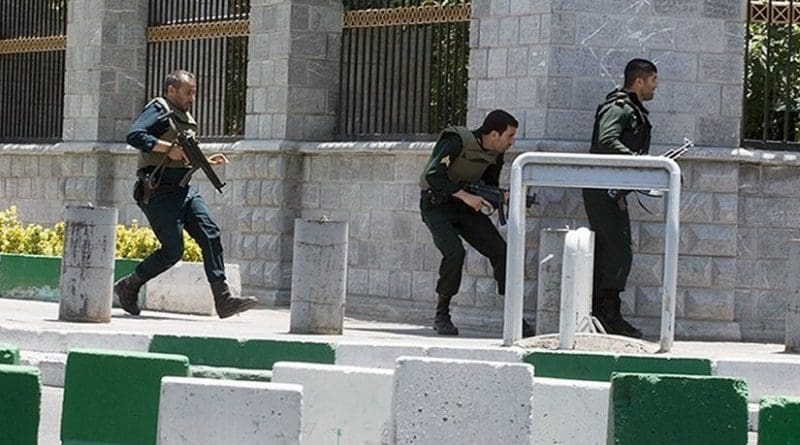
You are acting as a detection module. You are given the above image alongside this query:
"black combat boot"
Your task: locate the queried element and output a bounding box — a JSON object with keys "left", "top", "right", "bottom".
{"left": 597, "top": 289, "right": 642, "bottom": 339}
{"left": 522, "top": 318, "right": 535, "bottom": 338}
{"left": 433, "top": 295, "right": 459, "bottom": 336}
{"left": 114, "top": 273, "right": 144, "bottom": 316}
{"left": 211, "top": 280, "right": 258, "bottom": 319}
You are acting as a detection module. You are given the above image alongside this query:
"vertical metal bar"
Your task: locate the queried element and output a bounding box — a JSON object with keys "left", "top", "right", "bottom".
{"left": 385, "top": 25, "right": 395, "bottom": 135}
{"left": 355, "top": 27, "right": 365, "bottom": 135}
{"left": 367, "top": 25, "right": 376, "bottom": 135}
{"left": 410, "top": 23, "right": 419, "bottom": 134}
{"left": 347, "top": 24, "right": 356, "bottom": 136}
{"left": 215, "top": 36, "right": 222, "bottom": 137}
{"left": 764, "top": 0, "right": 774, "bottom": 141}
{"left": 338, "top": 26, "right": 347, "bottom": 137}
{"left": 460, "top": 20, "right": 468, "bottom": 124}
{"left": 361, "top": 26, "right": 372, "bottom": 135}
{"left": 784, "top": 0, "right": 794, "bottom": 142}
{"left": 379, "top": 24, "right": 389, "bottom": 134}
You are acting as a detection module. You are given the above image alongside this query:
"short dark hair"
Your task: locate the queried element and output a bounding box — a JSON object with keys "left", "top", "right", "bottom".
{"left": 481, "top": 109, "right": 518, "bottom": 135}
{"left": 162, "top": 70, "right": 195, "bottom": 94}
{"left": 623, "top": 59, "right": 657, "bottom": 88}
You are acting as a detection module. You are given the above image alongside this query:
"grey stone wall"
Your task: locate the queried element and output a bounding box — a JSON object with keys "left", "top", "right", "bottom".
{"left": 468, "top": 0, "right": 747, "bottom": 147}
{"left": 246, "top": 0, "right": 342, "bottom": 140}
{"left": 62, "top": 0, "right": 148, "bottom": 142}
{"left": 2, "top": 142, "right": 800, "bottom": 341}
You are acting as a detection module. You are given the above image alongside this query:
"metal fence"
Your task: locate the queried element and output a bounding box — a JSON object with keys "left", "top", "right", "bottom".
{"left": 339, "top": 0, "right": 471, "bottom": 140}
{"left": 146, "top": 0, "right": 250, "bottom": 140}
{"left": 0, "top": 0, "right": 66, "bottom": 143}
{"left": 743, "top": 0, "right": 800, "bottom": 150}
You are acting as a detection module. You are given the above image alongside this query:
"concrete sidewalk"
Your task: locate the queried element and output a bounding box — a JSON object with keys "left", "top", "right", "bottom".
{"left": 0, "top": 298, "right": 797, "bottom": 362}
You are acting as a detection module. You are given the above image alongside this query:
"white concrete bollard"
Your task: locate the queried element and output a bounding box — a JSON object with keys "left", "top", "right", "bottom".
{"left": 536, "top": 228, "right": 569, "bottom": 335}
{"left": 714, "top": 358, "right": 800, "bottom": 403}
{"left": 787, "top": 239, "right": 800, "bottom": 352}
{"left": 157, "top": 377, "right": 302, "bottom": 445}
{"left": 532, "top": 377, "right": 609, "bottom": 445}
{"left": 559, "top": 227, "right": 595, "bottom": 349}
{"left": 392, "top": 357, "right": 534, "bottom": 445}
{"left": 273, "top": 362, "right": 394, "bottom": 445}
{"left": 335, "top": 343, "right": 428, "bottom": 369}
{"left": 290, "top": 218, "right": 348, "bottom": 335}
{"left": 58, "top": 205, "right": 117, "bottom": 323}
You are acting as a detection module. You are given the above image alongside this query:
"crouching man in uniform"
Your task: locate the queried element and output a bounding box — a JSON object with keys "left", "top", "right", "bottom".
{"left": 419, "top": 109, "right": 534, "bottom": 337}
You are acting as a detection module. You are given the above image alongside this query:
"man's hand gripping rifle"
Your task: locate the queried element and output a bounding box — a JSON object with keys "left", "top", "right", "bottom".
{"left": 162, "top": 111, "right": 227, "bottom": 194}
{"left": 462, "top": 183, "right": 538, "bottom": 226}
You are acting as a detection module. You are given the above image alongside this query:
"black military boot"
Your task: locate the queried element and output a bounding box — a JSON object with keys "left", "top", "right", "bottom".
{"left": 433, "top": 295, "right": 459, "bottom": 336}
{"left": 597, "top": 290, "right": 642, "bottom": 339}
{"left": 522, "top": 318, "right": 535, "bottom": 338}
{"left": 114, "top": 273, "right": 144, "bottom": 316}
{"left": 211, "top": 280, "right": 258, "bottom": 319}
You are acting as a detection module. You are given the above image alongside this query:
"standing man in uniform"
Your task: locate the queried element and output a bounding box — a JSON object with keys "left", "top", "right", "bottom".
{"left": 114, "top": 70, "right": 257, "bottom": 319}
{"left": 583, "top": 59, "right": 658, "bottom": 338}
{"left": 419, "top": 109, "right": 533, "bottom": 337}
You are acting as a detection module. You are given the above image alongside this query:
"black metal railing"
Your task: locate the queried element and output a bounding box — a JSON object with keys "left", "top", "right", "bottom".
{"left": 146, "top": 0, "right": 249, "bottom": 141}
{"left": 743, "top": 0, "right": 800, "bottom": 150}
{"left": 0, "top": 0, "right": 66, "bottom": 143}
{"left": 339, "top": 0, "right": 470, "bottom": 140}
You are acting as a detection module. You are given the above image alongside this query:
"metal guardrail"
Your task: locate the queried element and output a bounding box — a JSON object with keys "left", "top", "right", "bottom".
{"left": 503, "top": 153, "right": 682, "bottom": 353}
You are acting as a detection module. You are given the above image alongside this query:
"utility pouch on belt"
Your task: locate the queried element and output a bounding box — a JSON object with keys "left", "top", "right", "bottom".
{"left": 421, "top": 189, "right": 449, "bottom": 207}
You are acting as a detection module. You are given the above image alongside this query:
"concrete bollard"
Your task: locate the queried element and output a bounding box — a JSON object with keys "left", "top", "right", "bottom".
{"left": 536, "top": 228, "right": 569, "bottom": 335}
{"left": 559, "top": 227, "right": 595, "bottom": 350}
{"left": 788, "top": 240, "right": 800, "bottom": 353}
{"left": 290, "top": 218, "right": 348, "bottom": 334}
{"left": 58, "top": 206, "right": 117, "bottom": 323}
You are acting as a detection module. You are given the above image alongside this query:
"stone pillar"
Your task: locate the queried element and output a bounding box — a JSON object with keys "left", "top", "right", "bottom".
{"left": 468, "top": 0, "right": 747, "bottom": 147}
{"left": 59, "top": 205, "right": 118, "bottom": 322}
{"left": 536, "top": 228, "right": 568, "bottom": 335}
{"left": 62, "top": 0, "right": 148, "bottom": 142}
{"left": 246, "top": 0, "right": 342, "bottom": 140}
{"left": 290, "top": 219, "right": 348, "bottom": 334}
{"left": 787, "top": 240, "right": 800, "bottom": 353}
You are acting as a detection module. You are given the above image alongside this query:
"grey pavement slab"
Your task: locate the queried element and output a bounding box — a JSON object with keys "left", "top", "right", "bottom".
{"left": 0, "top": 299, "right": 799, "bottom": 364}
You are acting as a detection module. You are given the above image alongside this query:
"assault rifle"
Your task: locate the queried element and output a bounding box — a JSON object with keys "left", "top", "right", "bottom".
{"left": 607, "top": 137, "right": 694, "bottom": 201}
{"left": 160, "top": 111, "right": 226, "bottom": 194}
{"left": 462, "top": 183, "right": 538, "bottom": 226}
{"left": 174, "top": 131, "right": 226, "bottom": 193}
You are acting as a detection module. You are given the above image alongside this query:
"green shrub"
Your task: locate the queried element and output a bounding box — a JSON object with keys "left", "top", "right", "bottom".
{"left": 0, "top": 206, "right": 201, "bottom": 262}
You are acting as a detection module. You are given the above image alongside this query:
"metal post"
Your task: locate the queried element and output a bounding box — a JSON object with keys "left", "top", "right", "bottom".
{"left": 787, "top": 239, "right": 800, "bottom": 353}
{"left": 659, "top": 168, "right": 682, "bottom": 352}
{"left": 502, "top": 153, "right": 681, "bottom": 350}
{"left": 502, "top": 162, "right": 525, "bottom": 346}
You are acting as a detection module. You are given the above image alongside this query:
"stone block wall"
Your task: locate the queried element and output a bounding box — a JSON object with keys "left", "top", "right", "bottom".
{"left": 3, "top": 143, "right": 800, "bottom": 341}
{"left": 468, "top": 0, "right": 747, "bottom": 147}
{"left": 63, "top": 0, "right": 148, "bottom": 142}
